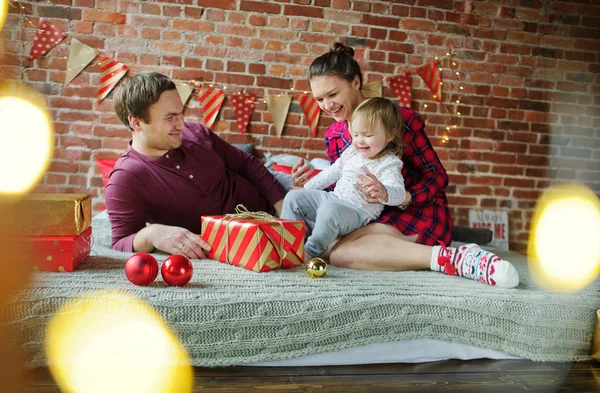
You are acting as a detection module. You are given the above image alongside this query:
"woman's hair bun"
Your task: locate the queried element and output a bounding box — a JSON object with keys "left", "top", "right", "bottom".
{"left": 331, "top": 42, "right": 354, "bottom": 57}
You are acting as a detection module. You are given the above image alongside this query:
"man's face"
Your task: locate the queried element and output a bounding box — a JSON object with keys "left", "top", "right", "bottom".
{"left": 131, "top": 89, "right": 185, "bottom": 157}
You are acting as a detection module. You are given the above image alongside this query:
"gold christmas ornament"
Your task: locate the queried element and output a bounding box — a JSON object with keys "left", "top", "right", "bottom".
{"left": 306, "top": 258, "right": 328, "bottom": 278}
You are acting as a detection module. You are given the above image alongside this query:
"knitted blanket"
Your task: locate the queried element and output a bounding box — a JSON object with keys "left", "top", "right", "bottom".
{"left": 4, "top": 216, "right": 599, "bottom": 367}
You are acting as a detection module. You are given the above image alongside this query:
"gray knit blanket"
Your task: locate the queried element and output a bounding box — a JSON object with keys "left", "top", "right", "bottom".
{"left": 4, "top": 216, "right": 599, "bottom": 366}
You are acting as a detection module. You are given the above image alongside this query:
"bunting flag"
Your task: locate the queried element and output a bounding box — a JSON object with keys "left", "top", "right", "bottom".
{"left": 362, "top": 81, "right": 383, "bottom": 98}
{"left": 175, "top": 81, "right": 194, "bottom": 106}
{"left": 198, "top": 88, "right": 225, "bottom": 128}
{"left": 65, "top": 38, "right": 98, "bottom": 86}
{"left": 29, "top": 18, "right": 66, "bottom": 61}
{"left": 387, "top": 73, "right": 412, "bottom": 108}
{"left": 266, "top": 95, "right": 292, "bottom": 136}
{"left": 230, "top": 93, "right": 256, "bottom": 135}
{"left": 416, "top": 61, "right": 442, "bottom": 102}
{"left": 97, "top": 56, "right": 128, "bottom": 103}
{"left": 296, "top": 93, "right": 320, "bottom": 137}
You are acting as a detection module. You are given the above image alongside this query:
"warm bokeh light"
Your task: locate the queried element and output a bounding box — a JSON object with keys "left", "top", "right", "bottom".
{"left": 528, "top": 183, "right": 600, "bottom": 292}
{"left": 46, "top": 291, "right": 193, "bottom": 393}
{"left": 0, "top": 0, "right": 7, "bottom": 31}
{"left": 0, "top": 83, "right": 54, "bottom": 196}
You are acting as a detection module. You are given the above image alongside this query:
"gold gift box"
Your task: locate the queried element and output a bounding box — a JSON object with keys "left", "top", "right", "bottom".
{"left": 16, "top": 194, "right": 92, "bottom": 236}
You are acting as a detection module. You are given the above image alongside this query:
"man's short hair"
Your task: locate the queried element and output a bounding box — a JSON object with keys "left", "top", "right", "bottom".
{"left": 113, "top": 72, "right": 176, "bottom": 131}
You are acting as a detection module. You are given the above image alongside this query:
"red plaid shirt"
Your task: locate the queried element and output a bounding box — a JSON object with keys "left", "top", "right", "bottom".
{"left": 324, "top": 107, "right": 452, "bottom": 246}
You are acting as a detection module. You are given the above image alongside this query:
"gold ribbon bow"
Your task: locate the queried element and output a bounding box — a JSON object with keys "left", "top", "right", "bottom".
{"left": 216, "top": 205, "right": 302, "bottom": 269}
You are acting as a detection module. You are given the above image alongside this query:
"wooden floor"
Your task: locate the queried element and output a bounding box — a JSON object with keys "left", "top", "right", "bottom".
{"left": 17, "top": 359, "right": 600, "bottom": 393}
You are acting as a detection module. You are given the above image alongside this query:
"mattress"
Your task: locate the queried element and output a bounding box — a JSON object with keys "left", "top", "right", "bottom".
{"left": 4, "top": 213, "right": 598, "bottom": 367}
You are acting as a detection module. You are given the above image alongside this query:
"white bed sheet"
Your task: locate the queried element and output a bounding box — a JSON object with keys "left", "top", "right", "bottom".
{"left": 251, "top": 339, "right": 519, "bottom": 367}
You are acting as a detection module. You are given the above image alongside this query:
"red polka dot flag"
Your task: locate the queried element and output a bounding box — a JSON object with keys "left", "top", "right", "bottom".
{"left": 98, "top": 56, "right": 128, "bottom": 103}
{"left": 386, "top": 73, "right": 412, "bottom": 108}
{"left": 198, "top": 88, "right": 225, "bottom": 128}
{"left": 29, "top": 18, "right": 66, "bottom": 61}
{"left": 296, "top": 93, "right": 321, "bottom": 137}
{"left": 231, "top": 93, "right": 256, "bottom": 135}
{"left": 416, "top": 61, "right": 443, "bottom": 102}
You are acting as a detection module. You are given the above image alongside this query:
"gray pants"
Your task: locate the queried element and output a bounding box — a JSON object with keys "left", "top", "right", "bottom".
{"left": 281, "top": 189, "right": 372, "bottom": 258}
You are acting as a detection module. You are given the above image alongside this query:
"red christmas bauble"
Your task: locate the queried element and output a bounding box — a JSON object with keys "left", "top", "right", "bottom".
{"left": 161, "top": 255, "right": 193, "bottom": 287}
{"left": 124, "top": 253, "right": 159, "bottom": 286}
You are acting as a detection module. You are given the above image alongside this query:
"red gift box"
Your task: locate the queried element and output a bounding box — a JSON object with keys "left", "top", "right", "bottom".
{"left": 201, "top": 214, "right": 305, "bottom": 273}
{"left": 16, "top": 226, "right": 92, "bottom": 272}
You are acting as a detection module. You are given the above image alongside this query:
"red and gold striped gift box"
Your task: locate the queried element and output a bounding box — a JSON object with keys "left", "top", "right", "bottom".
{"left": 201, "top": 215, "right": 305, "bottom": 273}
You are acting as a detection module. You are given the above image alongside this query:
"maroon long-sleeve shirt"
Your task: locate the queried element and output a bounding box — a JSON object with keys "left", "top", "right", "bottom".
{"left": 105, "top": 122, "right": 286, "bottom": 252}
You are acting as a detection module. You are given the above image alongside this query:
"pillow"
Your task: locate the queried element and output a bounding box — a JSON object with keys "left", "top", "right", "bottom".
{"left": 271, "top": 164, "right": 321, "bottom": 179}
{"left": 232, "top": 143, "right": 254, "bottom": 155}
{"left": 95, "top": 158, "right": 117, "bottom": 189}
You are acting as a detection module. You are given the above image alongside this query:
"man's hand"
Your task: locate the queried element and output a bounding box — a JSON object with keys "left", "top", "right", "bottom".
{"left": 355, "top": 167, "right": 388, "bottom": 204}
{"left": 291, "top": 158, "right": 313, "bottom": 187}
{"left": 134, "top": 224, "right": 212, "bottom": 259}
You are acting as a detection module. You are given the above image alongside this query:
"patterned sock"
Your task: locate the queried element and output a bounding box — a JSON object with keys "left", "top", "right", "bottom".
{"left": 430, "top": 243, "right": 519, "bottom": 288}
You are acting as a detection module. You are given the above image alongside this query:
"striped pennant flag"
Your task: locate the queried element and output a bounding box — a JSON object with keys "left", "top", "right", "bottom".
{"left": 198, "top": 88, "right": 225, "bottom": 128}
{"left": 387, "top": 73, "right": 412, "bottom": 108}
{"left": 417, "top": 61, "right": 442, "bottom": 102}
{"left": 231, "top": 93, "right": 256, "bottom": 135}
{"left": 362, "top": 81, "right": 383, "bottom": 98}
{"left": 29, "top": 18, "right": 66, "bottom": 61}
{"left": 97, "top": 56, "right": 128, "bottom": 103}
{"left": 296, "top": 93, "right": 320, "bottom": 137}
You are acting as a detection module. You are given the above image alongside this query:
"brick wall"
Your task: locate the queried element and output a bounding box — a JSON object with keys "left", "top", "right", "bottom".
{"left": 2, "top": 0, "right": 599, "bottom": 253}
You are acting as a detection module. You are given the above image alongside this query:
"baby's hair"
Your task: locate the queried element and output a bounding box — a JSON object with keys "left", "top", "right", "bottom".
{"left": 354, "top": 97, "right": 404, "bottom": 158}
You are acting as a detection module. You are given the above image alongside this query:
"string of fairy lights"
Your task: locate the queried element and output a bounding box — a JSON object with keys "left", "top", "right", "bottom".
{"left": 11, "top": 0, "right": 467, "bottom": 142}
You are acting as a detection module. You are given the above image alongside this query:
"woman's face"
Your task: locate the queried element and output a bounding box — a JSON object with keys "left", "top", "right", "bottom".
{"left": 309, "top": 74, "right": 363, "bottom": 122}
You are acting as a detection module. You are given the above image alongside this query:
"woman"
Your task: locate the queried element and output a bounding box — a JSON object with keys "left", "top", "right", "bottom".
{"left": 292, "top": 43, "right": 519, "bottom": 288}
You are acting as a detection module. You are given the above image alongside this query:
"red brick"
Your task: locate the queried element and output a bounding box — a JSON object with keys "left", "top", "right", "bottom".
{"left": 461, "top": 186, "right": 492, "bottom": 196}
{"left": 352, "top": 1, "right": 371, "bottom": 12}
{"left": 240, "top": 0, "right": 281, "bottom": 14}
{"left": 216, "top": 24, "right": 255, "bottom": 36}
{"left": 82, "top": 9, "right": 126, "bottom": 24}
{"left": 284, "top": 5, "right": 323, "bottom": 18}
{"left": 197, "top": 0, "right": 236, "bottom": 9}
{"left": 401, "top": 19, "right": 435, "bottom": 31}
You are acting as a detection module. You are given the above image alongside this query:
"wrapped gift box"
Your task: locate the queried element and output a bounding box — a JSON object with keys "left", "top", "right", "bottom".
{"left": 201, "top": 215, "right": 305, "bottom": 273}
{"left": 16, "top": 226, "right": 92, "bottom": 272}
{"left": 16, "top": 194, "right": 92, "bottom": 236}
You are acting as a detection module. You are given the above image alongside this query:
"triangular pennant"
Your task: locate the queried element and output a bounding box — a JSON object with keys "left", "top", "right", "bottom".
{"left": 230, "top": 93, "right": 256, "bottom": 135}
{"left": 29, "top": 18, "right": 66, "bottom": 61}
{"left": 266, "top": 95, "right": 292, "bottom": 136}
{"left": 198, "top": 88, "right": 225, "bottom": 128}
{"left": 175, "top": 81, "right": 194, "bottom": 106}
{"left": 417, "top": 61, "right": 442, "bottom": 102}
{"left": 97, "top": 56, "right": 128, "bottom": 103}
{"left": 297, "top": 93, "right": 321, "bottom": 137}
{"left": 387, "top": 73, "right": 412, "bottom": 108}
{"left": 65, "top": 38, "right": 98, "bottom": 86}
{"left": 362, "top": 81, "right": 383, "bottom": 98}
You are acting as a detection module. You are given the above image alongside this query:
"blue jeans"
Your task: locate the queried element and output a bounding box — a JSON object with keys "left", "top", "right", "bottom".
{"left": 281, "top": 189, "right": 372, "bottom": 258}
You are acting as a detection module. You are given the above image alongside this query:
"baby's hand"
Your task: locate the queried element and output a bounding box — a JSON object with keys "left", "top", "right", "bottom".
{"left": 356, "top": 167, "right": 388, "bottom": 203}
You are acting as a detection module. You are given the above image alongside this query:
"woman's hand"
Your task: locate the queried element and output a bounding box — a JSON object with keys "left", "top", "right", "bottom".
{"left": 355, "top": 167, "right": 388, "bottom": 203}
{"left": 291, "top": 158, "right": 313, "bottom": 187}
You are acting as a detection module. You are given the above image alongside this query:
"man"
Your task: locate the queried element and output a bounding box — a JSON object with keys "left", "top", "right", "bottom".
{"left": 106, "top": 72, "right": 285, "bottom": 258}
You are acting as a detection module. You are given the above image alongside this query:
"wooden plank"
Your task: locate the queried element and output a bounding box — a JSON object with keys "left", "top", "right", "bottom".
{"left": 20, "top": 361, "right": 600, "bottom": 393}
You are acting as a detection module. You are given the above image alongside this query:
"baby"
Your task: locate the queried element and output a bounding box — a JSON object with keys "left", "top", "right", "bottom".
{"left": 281, "top": 97, "right": 406, "bottom": 261}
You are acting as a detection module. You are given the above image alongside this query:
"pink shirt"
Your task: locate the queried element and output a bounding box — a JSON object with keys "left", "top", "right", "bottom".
{"left": 105, "top": 123, "right": 286, "bottom": 252}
